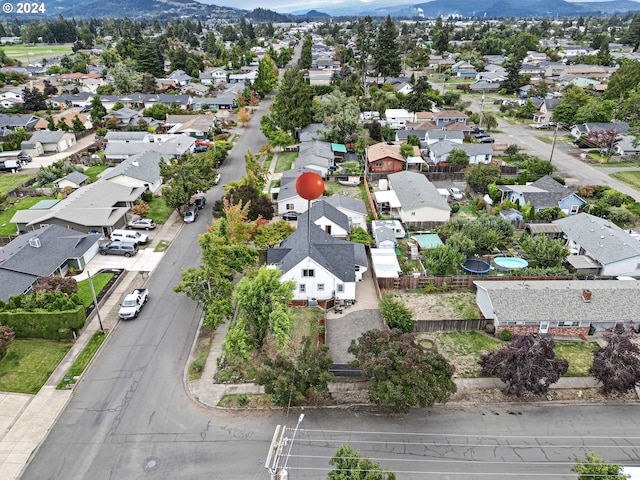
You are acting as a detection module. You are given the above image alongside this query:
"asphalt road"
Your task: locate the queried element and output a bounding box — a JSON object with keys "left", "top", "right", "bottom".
{"left": 21, "top": 87, "right": 640, "bottom": 480}
{"left": 462, "top": 91, "right": 640, "bottom": 202}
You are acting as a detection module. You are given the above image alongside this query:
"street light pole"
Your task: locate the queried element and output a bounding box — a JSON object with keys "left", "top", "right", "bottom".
{"left": 86, "top": 269, "right": 104, "bottom": 333}
{"left": 549, "top": 122, "right": 560, "bottom": 163}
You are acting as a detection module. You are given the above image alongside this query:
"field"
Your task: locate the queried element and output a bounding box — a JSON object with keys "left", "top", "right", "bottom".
{"left": 2, "top": 44, "right": 73, "bottom": 64}
{"left": 0, "top": 173, "right": 33, "bottom": 195}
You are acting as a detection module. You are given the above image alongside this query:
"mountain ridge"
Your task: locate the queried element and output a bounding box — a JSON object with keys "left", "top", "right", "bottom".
{"left": 14, "top": 0, "right": 640, "bottom": 19}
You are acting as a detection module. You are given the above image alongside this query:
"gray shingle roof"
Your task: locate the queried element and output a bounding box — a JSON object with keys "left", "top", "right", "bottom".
{"left": 267, "top": 216, "right": 367, "bottom": 281}
{"left": 554, "top": 213, "right": 640, "bottom": 265}
{"left": 387, "top": 171, "right": 450, "bottom": 212}
{"left": 28, "top": 130, "right": 69, "bottom": 143}
{"left": 474, "top": 279, "right": 640, "bottom": 323}
{"left": 102, "top": 150, "right": 163, "bottom": 183}
{"left": 305, "top": 200, "right": 350, "bottom": 232}
{"left": 55, "top": 171, "right": 88, "bottom": 186}
{"left": 324, "top": 194, "right": 367, "bottom": 216}
{"left": 0, "top": 224, "right": 100, "bottom": 300}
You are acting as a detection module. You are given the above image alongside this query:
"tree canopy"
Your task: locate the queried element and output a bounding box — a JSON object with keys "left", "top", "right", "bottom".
{"left": 349, "top": 328, "right": 456, "bottom": 413}
{"left": 328, "top": 445, "right": 396, "bottom": 480}
{"left": 589, "top": 333, "right": 640, "bottom": 395}
{"left": 479, "top": 335, "right": 568, "bottom": 396}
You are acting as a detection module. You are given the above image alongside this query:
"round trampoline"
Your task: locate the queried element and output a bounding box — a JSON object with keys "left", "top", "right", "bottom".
{"left": 460, "top": 258, "right": 491, "bottom": 274}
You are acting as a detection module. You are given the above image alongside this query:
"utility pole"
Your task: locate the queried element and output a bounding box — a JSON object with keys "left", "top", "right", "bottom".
{"left": 266, "top": 414, "right": 304, "bottom": 480}
{"left": 549, "top": 122, "right": 560, "bottom": 163}
{"left": 86, "top": 269, "right": 104, "bottom": 333}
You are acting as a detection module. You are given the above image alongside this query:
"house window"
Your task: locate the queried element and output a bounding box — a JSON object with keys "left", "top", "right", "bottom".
{"left": 411, "top": 211, "right": 416, "bottom": 216}
{"left": 286, "top": 203, "right": 294, "bottom": 211}
{"left": 299, "top": 284, "right": 306, "bottom": 293}
{"left": 302, "top": 269, "right": 315, "bottom": 277}
{"left": 325, "top": 225, "right": 332, "bottom": 234}
{"left": 375, "top": 161, "right": 383, "bottom": 167}
{"left": 337, "top": 284, "right": 344, "bottom": 293}
{"left": 355, "top": 266, "right": 360, "bottom": 272}
{"left": 317, "top": 284, "right": 325, "bottom": 291}
{"left": 570, "top": 205, "right": 579, "bottom": 214}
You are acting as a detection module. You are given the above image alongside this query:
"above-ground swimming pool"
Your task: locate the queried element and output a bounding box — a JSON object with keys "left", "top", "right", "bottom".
{"left": 461, "top": 258, "right": 491, "bottom": 274}
{"left": 494, "top": 257, "right": 528, "bottom": 271}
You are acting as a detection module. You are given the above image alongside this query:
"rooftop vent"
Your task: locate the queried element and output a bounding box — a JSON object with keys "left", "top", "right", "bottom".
{"left": 28, "top": 237, "right": 41, "bottom": 248}
{"left": 582, "top": 289, "right": 592, "bottom": 303}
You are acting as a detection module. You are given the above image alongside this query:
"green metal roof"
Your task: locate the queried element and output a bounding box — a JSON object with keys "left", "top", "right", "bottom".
{"left": 412, "top": 234, "right": 443, "bottom": 249}
{"left": 331, "top": 143, "right": 347, "bottom": 153}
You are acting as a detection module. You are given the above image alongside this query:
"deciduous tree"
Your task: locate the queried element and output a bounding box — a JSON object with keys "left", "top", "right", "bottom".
{"left": 253, "top": 220, "right": 295, "bottom": 248}
{"left": 234, "top": 267, "right": 295, "bottom": 350}
{"left": 349, "top": 329, "right": 456, "bottom": 413}
{"left": 328, "top": 445, "right": 396, "bottom": 480}
{"left": 174, "top": 222, "right": 257, "bottom": 330}
{"left": 256, "top": 336, "right": 334, "bottom": 406}
{"left": 572, "top": 452, "right": 626, "bottom": 480}
{"left": 479, "top": 335, "right": 568, "bottom": 396}
{"left": 589, "top": 333, "right": 640, "bottom": 395}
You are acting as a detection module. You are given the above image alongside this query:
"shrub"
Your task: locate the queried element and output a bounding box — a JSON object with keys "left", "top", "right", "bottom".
{"left": 450, "top": 202, "right": 460, "bottom": 213}
{"left": 190, "top": 359, "right": 204, "bottom": 374}
{"left": 499, "top": 329, "right": 513, "bottom": 341}
{"left": 237, "top": 394, "right": 250, "bottom": 406}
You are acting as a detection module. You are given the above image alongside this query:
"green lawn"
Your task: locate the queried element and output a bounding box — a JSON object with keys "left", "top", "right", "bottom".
{"left": 611, "top": 171, "right": 640, "bottom": 191}
{"left": 592, "top": 161, "right": 640, "bottom": 168}
{"left": 84, "top": 164, "right": 108, "bottom": 181}
{"left": 77, "top": 272, "right": 114, "bottom": 308}
{"left": 57, "top": 331, "right": 107, "bottom": 389}
{"left": 0, "top": 195, "right": 52, "bottom": 235}
{"left": 148, "top": 196, "right": 174, "bottom": 224}
{"left": 555, "top": 341, "right": 600, "bottom": 377}
{"left": 0, "top": 173, "right": 33, "bottom": 195}
{"left": 2, "top": 44, "right": 73, "bottom": 64}
{"left": 274, "top": 152, "right": 297, "bottom": 173}
{"left": 428, "top": 332, "right": 600, "bottom": 378}
{"left": 0, "top": 339, "right": 71, "bottom": 394}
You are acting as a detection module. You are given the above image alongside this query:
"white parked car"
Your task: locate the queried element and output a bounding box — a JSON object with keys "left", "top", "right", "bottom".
{"left": 449, "top": 187, "right": 464, "bottom": 200}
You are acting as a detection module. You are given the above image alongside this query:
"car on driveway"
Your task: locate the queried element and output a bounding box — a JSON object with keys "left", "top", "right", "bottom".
{"left": 474, "top": 133, "right": 490, "bottom": 139}
{"left": 479, "top": 136, "right": 495, "bottom": 143}
{"left": 127, "top": 218, "right": 156, "bottom": 230}
{"left": 282, "top": 211, "right": 298, "bottom": 221}
{"left": 99, "top": 242, "right": 138, "bottom": 257}
{"left": 449, "top": 187, "right": 464, "bottom": 200}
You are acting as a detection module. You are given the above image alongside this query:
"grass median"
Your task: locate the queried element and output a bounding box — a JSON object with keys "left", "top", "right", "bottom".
{"left": 57, "top": 331, "right": 107, "bottom": 389}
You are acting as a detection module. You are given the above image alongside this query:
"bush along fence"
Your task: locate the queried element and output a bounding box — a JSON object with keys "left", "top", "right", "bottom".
{"left": 0, "top": 292, "right": 86, "bottom": 340}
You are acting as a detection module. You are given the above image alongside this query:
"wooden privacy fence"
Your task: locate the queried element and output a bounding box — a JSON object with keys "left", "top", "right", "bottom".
{"left": 414, "top": 318, "right": 491, "bottom": 333}
{"left": 377, "top": 275, "right": 574, "bottom": 291}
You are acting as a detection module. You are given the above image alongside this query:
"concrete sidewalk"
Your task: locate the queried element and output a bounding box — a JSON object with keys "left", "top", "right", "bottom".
{"left": 0, "top": 212, "right": 183, "bottom": 480}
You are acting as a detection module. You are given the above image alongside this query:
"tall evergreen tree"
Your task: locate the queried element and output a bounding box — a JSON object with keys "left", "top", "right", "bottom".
{"left": 355, "top": 16, "right": 376, "bottom": 86}
{"left": 90, "top": 95, "right": 107, "bottom": 124}
{"left": 299, "top": 34, "right": 312, "bottom": 70}
{"left": 135, "top": 40, "right": 164, "bottom": 78}
{"left": 270, "top": 67, "right": 311, "bottom": 136}
{"left": 373, "top": 16, "right": 401, "bottom": 80}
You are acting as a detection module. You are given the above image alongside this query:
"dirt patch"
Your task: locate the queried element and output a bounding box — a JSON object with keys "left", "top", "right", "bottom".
{"left": 394, "top": 291, "right": 480, "bottom": 320}
{"left": 451, "top": 387, "right": 638, "bottom": 405}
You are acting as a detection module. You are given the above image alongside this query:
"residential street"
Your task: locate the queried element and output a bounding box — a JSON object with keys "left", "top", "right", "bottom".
{"left": 18, "top": 98, "right": 640, "bottom": 480}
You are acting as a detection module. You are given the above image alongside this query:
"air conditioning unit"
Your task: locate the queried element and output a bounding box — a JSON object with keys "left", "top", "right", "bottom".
{"left": 28, "top": 237, "right": 41, "bottom": 248}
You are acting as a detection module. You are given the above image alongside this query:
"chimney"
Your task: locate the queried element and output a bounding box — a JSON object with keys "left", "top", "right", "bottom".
{"left": 582, "top": 289, "right": 592, "bottom": 303}
{"left": 132, "top": 160, "right": 139, "bottom": 167}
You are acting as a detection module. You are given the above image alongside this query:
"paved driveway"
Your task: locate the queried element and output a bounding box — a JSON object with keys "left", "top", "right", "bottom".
{"left": 326, "top": 268, "right": 383, "bottom": 364}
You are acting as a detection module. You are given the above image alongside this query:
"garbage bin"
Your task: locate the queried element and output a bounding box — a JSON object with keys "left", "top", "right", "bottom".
{"left": 588, "top": 324, "right": 596, "bottom": 336}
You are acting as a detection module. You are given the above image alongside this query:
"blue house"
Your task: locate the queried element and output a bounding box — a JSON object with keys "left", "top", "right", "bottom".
{"left": 499, "top": 175, "right": 585, "bottom": 215}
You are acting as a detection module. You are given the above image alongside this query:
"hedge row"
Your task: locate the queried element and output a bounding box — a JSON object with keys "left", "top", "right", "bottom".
{"left": 0, "top": 306, "right": 86, "bottom": 340}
